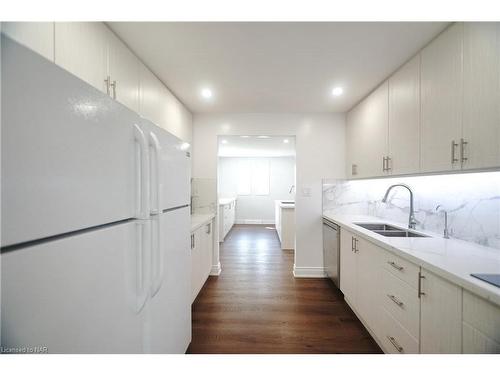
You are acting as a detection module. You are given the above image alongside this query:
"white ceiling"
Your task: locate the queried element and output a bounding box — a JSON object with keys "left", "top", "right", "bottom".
{"left": 218, "top": 136, "right": 295, "bottom": 158}
{"left": 109, "top": 22, "right": 449, "bottom": 113}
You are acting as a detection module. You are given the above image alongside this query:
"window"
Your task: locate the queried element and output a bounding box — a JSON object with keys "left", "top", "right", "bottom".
{"left": 251, "top": 159, "right": 270, "bottom": 195}
{"left": 236, "top": 159, "right": 270, "bottom": 196}
{"left": 236, "top": 159, "right": 252, "bottom": 195}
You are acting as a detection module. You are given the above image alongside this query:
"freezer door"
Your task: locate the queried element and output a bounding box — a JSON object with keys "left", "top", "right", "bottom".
{"left": 1, "top": 37, "right": 144, "bottom": 246}
{"left": 147, "top": 206, "right": 191, "bottom": 353}
{"left": 141, "top": 119, "right": 190, "bottom": 211}
{"left": 1, "top": 220, "right": 150, "bottom": 353}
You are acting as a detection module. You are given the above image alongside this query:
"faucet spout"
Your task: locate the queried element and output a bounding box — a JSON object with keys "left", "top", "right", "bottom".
{"left": 381, "top": 183, "right": 417, "bottom": 230}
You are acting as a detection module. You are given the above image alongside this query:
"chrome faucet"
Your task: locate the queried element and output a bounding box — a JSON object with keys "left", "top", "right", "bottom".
{"left": 435, "top": 205, "right": 450, "bottom": 239}
{"left": 381, "top": 183, "right": 417, "bottom": 230}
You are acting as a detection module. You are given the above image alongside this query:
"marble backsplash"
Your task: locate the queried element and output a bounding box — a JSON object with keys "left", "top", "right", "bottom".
{"left": 323, "top": 172, "right": 500, "bottom": 250}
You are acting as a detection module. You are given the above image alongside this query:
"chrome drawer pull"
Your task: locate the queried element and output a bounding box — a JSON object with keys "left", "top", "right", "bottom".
{"left": 387, "top": 294, "right": 404, "bottom": 308}
{"left": 387, "top": 261, "right": 404, "bottom": 271}
{"left": 387, "top": 336, "right": 404, "bottom": 353}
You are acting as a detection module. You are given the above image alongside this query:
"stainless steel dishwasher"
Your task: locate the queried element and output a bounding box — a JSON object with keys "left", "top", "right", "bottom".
{"left": 323, "top": 218, "right": 340, "bottom": 288}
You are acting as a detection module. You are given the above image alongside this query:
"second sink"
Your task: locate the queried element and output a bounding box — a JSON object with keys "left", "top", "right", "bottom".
{"left": 354, "top": 222, "right": 430, "bottom": 238}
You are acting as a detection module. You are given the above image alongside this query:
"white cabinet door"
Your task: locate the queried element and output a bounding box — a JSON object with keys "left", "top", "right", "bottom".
{"left": 462, "top": 290, "right": 500, "bottom": 353}
{"left": 346, "top": 81, "right": 389, "bottom": 178}
{"left": 462, "top": 22, "right": 500, "bottom": 170}
{"left": 420, "top": 268, "right": 462, "bottom": 353}
{"left": 420, "top": 23, "right": 463, "bottom": 173}
{"left": 139, "top": 63, "right": 167, "bottom": 129}
{"left": 388, "top": 54, "right": 421, "bottom": 175}
{"left": 191, "top": 229, "right": 201, "bottom": 303}
{"left": 108, "top": 30, "right": 140, "bottom": 113}
{"left": 339, "top": 229, "right": 357, "bottom": 306}
{"left": 1, "top": 22, "right": 54, "bottom": 61}
{"left": 1, "top": 221, "right": 146, "bottom": 353}
{"left": 149, "top": 207, "right": 191, "bottom": 353}
{"left": 55, "top": 22, "right": 109, "bottom": 94}
{"left": 356, "top": 237, "right": 383, "bottom": 330}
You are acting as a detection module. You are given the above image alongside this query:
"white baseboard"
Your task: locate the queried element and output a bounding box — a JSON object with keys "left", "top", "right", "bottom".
{"left": 210, "top": 262, "right": 222, "bottom": 276}
{"left": 235, "top": 219, "right": 275, "bottom": 225}
{"left": 293, "top": 266, "right": 326, "bottom": 278}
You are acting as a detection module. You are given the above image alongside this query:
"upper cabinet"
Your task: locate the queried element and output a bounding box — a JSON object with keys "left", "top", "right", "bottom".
{"left": 2, "top": 22, "right": 54, "bottom": 62}
{"left": 54, "top": 22, "right": 192, "bottom": 141}
{"left": 388, "top": 55, "right": 421, "bottom": 175}
{"left": 55, "top": 22, "right": 110, "bottom": 94}
{"left": 139, "top": 63, "right": 168, "bottom": 129}
{"left": 346, "top": 81, "right": 389, "bottom": 179}
{"left": 462, "top": 22, "right": 500, "bottom": 170}
{"left": 55, "top": 22, "right": 140, "bottom": 113}
{"left": 108, "top": 31, "right": 140, "bottom": 113}
{"left": 420, "top": 23, "right": 463, "bottom": 173}
{"left": 346, "top": 22, "right": 500, "bottom": 179}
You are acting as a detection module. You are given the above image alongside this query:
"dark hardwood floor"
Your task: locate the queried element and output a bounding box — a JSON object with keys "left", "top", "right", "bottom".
{"left": 188, "top": 224, "right": 382, "bottom": 354}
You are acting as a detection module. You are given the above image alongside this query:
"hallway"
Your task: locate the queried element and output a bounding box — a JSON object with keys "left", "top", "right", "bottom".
{"left": 189, "top": 225, "right": 381, "bottom": 354}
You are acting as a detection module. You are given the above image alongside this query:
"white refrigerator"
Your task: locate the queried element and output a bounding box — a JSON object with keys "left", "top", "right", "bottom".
{"left": 0, "top": 36, "right": 191, "bottom": 353}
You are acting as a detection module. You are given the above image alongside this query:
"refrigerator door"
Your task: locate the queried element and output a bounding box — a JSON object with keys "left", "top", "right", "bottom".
{"left": 147, "top": 206, "right": 191, "bottom": 353}
{"left": 141, "top": 119, "right": 190, "bottom": 212}
{"left": 1, "top": 220, "right": 150, "bottom": 353}
{"left": 1, "top": 37, "right": 145, "bottom": 247}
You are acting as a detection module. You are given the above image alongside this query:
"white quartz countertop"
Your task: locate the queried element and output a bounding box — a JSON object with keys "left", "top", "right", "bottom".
{"left": 191, "top": 213, "right": 215, "bottom": 232}
{"left": 323, "top": 211, "right": 500, "bottom": 307}
{"left": 219, "top": 197, "right": 236, "bottom": 205}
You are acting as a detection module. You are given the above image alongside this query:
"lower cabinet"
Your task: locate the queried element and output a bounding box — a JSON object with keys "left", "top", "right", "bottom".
{"left": 420, "top": 268, "right": 463, "bottom": 353}
{"left": 191, "top": 220, "right": 214, "bottom": 303}
{"left": 339, "top": 229, "right": 358, "bottom": 305}
{"left": 219, "top": 200, "right": 236, "bottom": 242}
{"left": 339, "top": 227, "right": 499, "bottom": 354}
{"left": 462, "top": 290, "right": 500, "bottom": 353}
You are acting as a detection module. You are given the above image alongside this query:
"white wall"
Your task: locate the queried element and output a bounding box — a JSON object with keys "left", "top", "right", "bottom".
{"left": 218, "top": 156, "right": 295, "bottom": 224}
{"left": 192, "top": 113, "right": 346, "bottom": 277}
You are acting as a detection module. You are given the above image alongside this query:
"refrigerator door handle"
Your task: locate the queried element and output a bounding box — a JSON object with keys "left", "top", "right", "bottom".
{"left": 148, "top": 131, "right": 162, "bottom": 215}
{"left": 150, "top": 216, "right": 164, "bottom": 298}
{"left": 136, "top": 220, "right": 151, "bottom": 313}
{"left": 133, "top": 124, "right": 150, "bottom": 219}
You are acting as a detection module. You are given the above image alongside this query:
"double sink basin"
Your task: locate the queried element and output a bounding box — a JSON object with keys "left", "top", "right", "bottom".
{"left": 354, "top": 223, "right": 430, "bottom": 238}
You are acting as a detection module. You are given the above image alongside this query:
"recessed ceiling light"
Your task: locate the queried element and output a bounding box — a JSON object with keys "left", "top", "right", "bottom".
{"left": 201, "top": 88, "right": 213, "bottom": 99}
{"left": 331, "top": 87, "right": 344, "bottom": 97}
{"left": 257, "top": 135, "right": 270, "bottom": 139}
{"left": 240, "top": 135, "right": 250, "bottom": 138}
{"left": 283, "top": 139, "right": 289, "bottom": 144}
{"left": 180, "top": 142, "right": 190, "bottom": 151}
{"left": 221, "top": 139, "right": 228, "bottom": 144}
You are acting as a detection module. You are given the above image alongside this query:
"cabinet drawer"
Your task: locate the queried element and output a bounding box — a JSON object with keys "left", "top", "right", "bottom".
{"left": 380, "top": 308, "right": 419, "bottom": 354}
{"left": 383, "top": 251, "right": 419, "bottom": 289}
{"left": 382, "top": 269, "right": 420, "bottom": 339}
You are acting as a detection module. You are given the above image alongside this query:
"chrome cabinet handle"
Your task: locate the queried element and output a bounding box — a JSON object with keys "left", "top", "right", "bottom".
{"left": 460, "top": 138, "right": 468, "bottom": 164}
{"left": 104, "top": 75, "right": 111, "bottom": 95}
{"left": 206, "top": 223, "right": 211, "bottom": 234}
{"left": 387, "top": 294, "right": 404, "bottom": 308}
{"left": 354, "top": 238, "right": 359, "bottom": 253}
{"left": 111, "top": 80, "right": 117, "bottom": 99}
{"left": 418, "top": 272, "right": 426, "bottom": 298}
{"left": 387, "top": 261, "right": 404, "bottom": 271}
{"left": 451, "top": 140, "right": 459, "bottom": 164}
{"left": 386, "top": 156, "right": 392, "bottom": 171}
{"left": 387, "top": 336, "right": 404, "bottom": 353}
{"left": 351, "top": 237, "right": 355, "bottom": 252}
{"left": 382, "top": 157, "right": 387, "bottom": 172}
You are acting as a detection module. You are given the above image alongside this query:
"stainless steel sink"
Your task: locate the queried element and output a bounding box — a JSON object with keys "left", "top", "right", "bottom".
{"left": 355, "top": 223, "right": 401, "bottom": 231}
{"left": 354, "top": 222, "right": 430, "bottom": 238}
